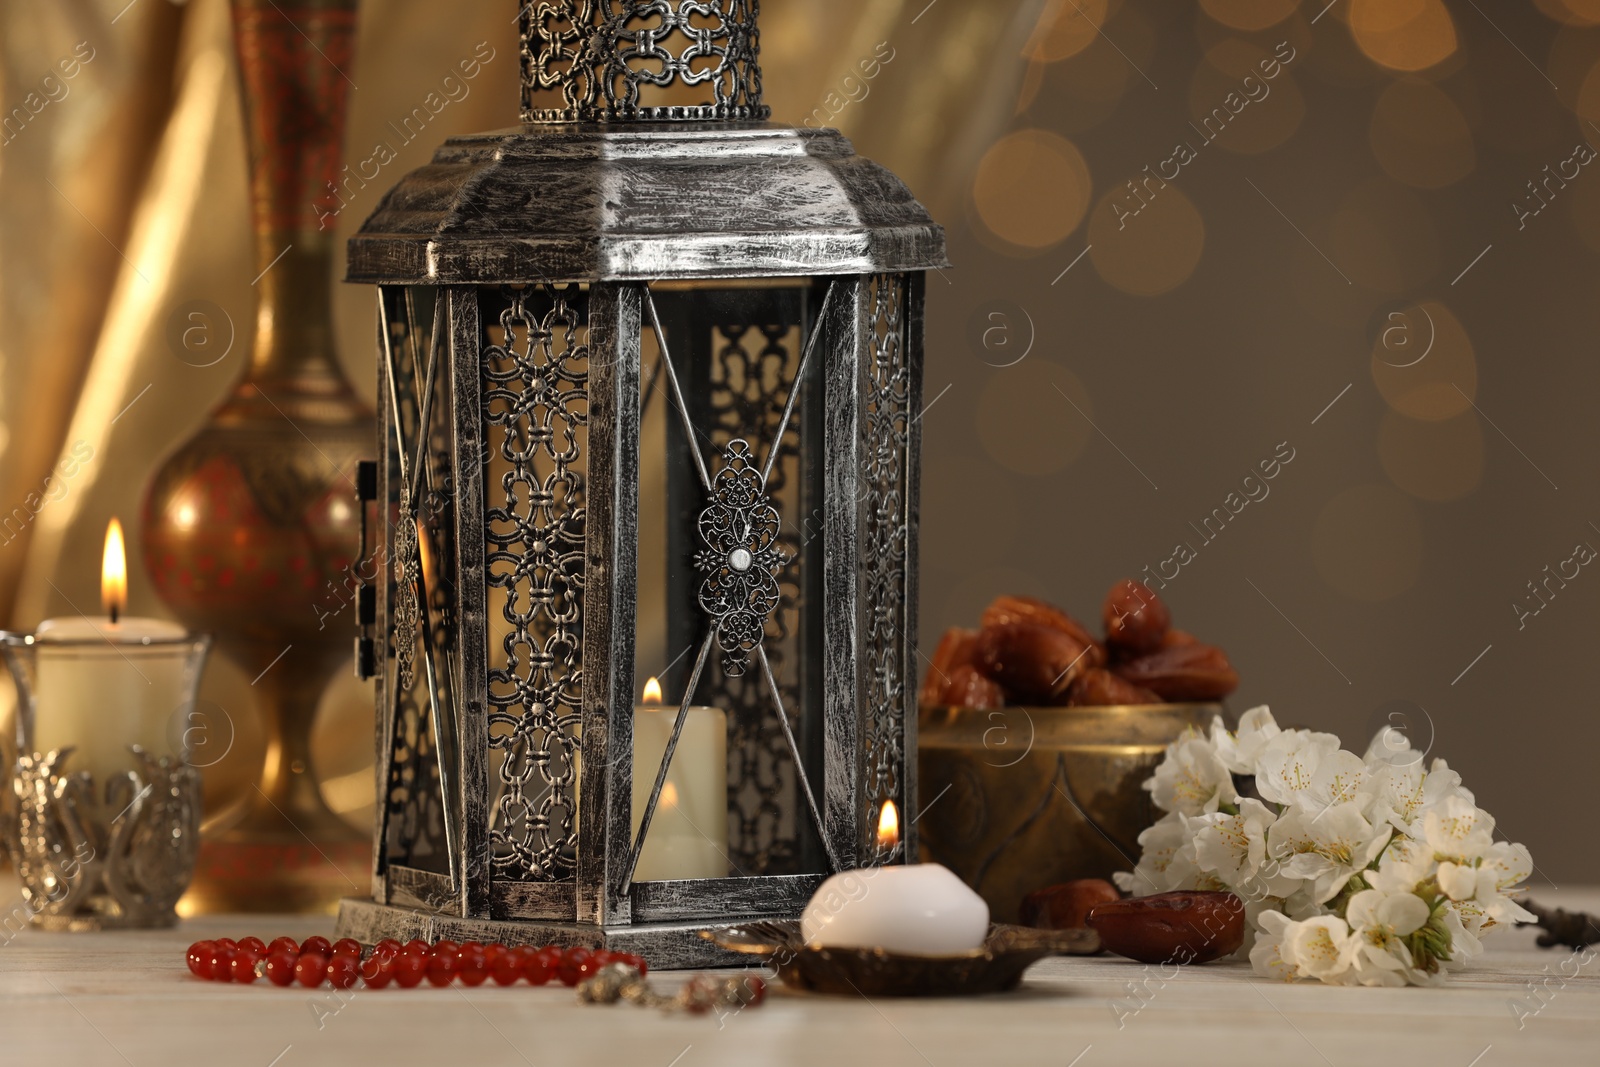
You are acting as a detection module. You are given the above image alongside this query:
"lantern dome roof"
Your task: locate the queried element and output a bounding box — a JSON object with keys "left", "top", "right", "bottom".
{"left": 345, "top": 123, "right": 947, "bottom": 285}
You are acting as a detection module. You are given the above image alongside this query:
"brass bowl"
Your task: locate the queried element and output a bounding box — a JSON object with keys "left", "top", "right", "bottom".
{"left": 917, "top": 703, "right": 1223, "bottom": 922}
{"left": 704, "top": 920, "right": 1099, "bottom": 997}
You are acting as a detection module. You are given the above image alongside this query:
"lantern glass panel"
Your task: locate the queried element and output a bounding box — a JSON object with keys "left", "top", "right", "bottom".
{"left": 378, "top": 284, "right": 455, "bottom": 880}
{"left": 634, "top": 279, "right": 830, "bottom": 881}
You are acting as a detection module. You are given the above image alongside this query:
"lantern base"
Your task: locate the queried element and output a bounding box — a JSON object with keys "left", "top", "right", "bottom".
{"left": 333, "top": 897, "right": 759, "bottom": 970}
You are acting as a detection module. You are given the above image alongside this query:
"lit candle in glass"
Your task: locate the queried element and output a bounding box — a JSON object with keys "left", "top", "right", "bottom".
{"left": 28, "top": 519, "right": 196, "bottom": 783}
{"left": 631, "top": 676, "right": 728, "bottom": 881}
{"left": 801, "top": 801, "right": 990, "bottom": 955}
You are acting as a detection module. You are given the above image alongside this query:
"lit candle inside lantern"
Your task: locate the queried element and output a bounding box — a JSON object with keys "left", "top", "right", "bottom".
{"left": 631, "top": 676, "right": 728, "bottom": 881}
{"left": 30, "top": 519, "right": 192, "bottom": 783}
{"left": 878, "top": 794, "right": 900, "bottom": 856}
{"left": 801, "top": 800, "right": 990, "bottom": 955}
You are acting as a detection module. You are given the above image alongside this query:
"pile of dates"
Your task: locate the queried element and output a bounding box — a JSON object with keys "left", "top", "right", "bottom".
{"left": 919, "top": 580, "right": 1239, "bottom": 708}
{"left": 1021, "top": 879, "right": 1246, "bottom": 965}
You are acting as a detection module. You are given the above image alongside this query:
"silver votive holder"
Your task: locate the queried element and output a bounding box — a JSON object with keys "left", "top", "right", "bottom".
{"left": 2, "top": 630, "right": 210, "bottom": 930}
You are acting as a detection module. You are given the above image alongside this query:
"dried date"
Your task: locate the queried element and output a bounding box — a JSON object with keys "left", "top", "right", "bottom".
{"left": 1115, "top": 642, "right": 1239, "bottom": 702}
{"left": 1103, "top": 579, "right": 1170, "bottom": 655}
{"left": 919, "top": 627, "right": 977, "bottom": 707}
{"left": 1087, "top": 891, "right": 1245, "bottom": 965}
{"left": 972, "top": 622, "right": 1091, "bottom": 703}
{"left": 981, "top": 595, "right": 1103, "bottom": 660}
{"left": 1068, "top": 667, "right": 1162, "bottom": 707}
{"left": 1020, "top": 879, "right": 1121, "bottom": 931}
{"left": 942, "top": 664, "right": 1005, "bottom": 710}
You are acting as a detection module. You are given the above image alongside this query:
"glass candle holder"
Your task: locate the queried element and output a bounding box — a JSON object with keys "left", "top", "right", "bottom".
{"left": 2, "top": 629, "right": 211, "bottom": 930}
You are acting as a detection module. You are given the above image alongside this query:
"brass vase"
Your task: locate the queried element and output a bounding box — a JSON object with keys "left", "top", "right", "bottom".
{"left": 917, "top": 703, "right": 1221, "bottom": 923}
{"left": 140, "top": 0, "right": 371, "bottom": 913}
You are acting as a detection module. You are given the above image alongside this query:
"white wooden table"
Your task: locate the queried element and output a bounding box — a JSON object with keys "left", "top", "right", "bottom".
{"left": 1, "top": 880, "right": 1595, "bottom": 1067}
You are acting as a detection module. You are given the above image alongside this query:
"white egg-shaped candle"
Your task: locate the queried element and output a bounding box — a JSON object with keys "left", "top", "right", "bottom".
{"left": 802, "top": 864, "right": 990, "bottom": 955}
{"left": 801, "top": 802, "right": 989, "bottom": 955}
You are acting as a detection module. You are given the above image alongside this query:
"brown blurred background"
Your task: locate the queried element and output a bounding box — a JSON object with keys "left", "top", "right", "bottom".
{"left": 2, "top": 0, "right": 1597, "bottom": 884}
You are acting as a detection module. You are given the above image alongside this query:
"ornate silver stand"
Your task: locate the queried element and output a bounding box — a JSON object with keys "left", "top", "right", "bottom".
{"left": 9, "top": 747, "right": 202, "bottom": 931}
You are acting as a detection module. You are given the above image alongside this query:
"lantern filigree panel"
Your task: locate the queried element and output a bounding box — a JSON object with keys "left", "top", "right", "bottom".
{"left": 518, "top": 0, "right": 766, "bottom": 123}
{"left": 480, "top": 284, "right": 592, "bottom": 884}
{"left": 860, "top": 273, "right": 919, "bottom": 859}
{"left": 376, "top": 286, "right": 455, "bottom": 879}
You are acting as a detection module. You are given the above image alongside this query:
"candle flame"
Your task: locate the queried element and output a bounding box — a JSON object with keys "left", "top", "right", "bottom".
{"left": 102, "top": 517, "right": 126, "bottom": 624}
{"left": 415, "top": 519, "right": 434, "bottom": 585}
{"left": 877, "top": 800, "right": 900, "bottom": 851}
{"left": 661, "top": 781, "right": 679, "bottom": 808}
{"left": 642, "top": 676, "right": 663, "bottom": 705}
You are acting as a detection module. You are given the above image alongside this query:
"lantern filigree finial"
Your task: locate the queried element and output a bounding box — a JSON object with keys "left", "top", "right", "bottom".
{"left": 519, "top": 0, "right": 767, "bottom": 124}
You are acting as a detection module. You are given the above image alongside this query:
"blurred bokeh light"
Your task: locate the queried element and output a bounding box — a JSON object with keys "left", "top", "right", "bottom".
{"left": 1369, "top": 78, "right": 1476, "bottom": 188}
{"left": 1089, "top": 185, "right": 1207, "bottom": 295}
{"left": 1369, "top": 300, "right": 1477, "bottom": 421}
{"left": 1189, "top": 38, "right": 1306, "bottom": 154}
{"left": 1348, "top": 0, "right": 1459, "bottom": 72}
{"left": 1200, "top": 0, "right": 1299, "bottom": 32}
{"left": 972, "top": 129, "right": 1093, "bottom": 250}
{"left": 1378, "top": 410, "right": 1486, "bottom": 502}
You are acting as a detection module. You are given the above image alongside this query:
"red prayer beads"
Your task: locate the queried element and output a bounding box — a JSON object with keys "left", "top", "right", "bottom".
{"left": 184, "top": 935, "right": 647, "bottom": 991}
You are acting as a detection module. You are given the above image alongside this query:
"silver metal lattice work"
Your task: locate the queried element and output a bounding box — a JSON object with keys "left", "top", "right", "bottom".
{"left": 694, "top": 439, "right": 786, "bottom": 677}
{"left": 519, "top": 0, "right": 766, "bottom": 123}
{"left": 483, "top": 286, "right": 590, "bottom": 881}
{"left": 862, "top": 274, "right": 912, "bottom": 844}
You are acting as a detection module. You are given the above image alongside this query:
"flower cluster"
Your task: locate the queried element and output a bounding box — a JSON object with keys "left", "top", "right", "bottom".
{"left": 1115, "top": 706, "right": 1534, "bottom": 986}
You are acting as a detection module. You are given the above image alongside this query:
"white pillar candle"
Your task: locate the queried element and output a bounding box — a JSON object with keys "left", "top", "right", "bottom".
{"left": 28, "top": 519, "right": 193, "bottom": 786}
{"left": 801, "top": 801, "right": 990, "bottom": 955}
{"left": 631, "top": 676, "right": 728, "bottom": 882}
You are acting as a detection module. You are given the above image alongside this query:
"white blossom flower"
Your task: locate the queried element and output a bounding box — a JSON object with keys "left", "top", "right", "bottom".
{"left": 1439, "top": 901, "right": 1482, "bottom": 968}
{"left": 1335, "top": 941, "right": 1426, "bottom": 987}
{"left": 1424, "top": 795, "right": 1496, "bottom": 863}
{"left": 1364, "top": 756, "right": 1474, "bottom": 836}
{"left": 1362, "top": 722, "right": 1421, "bottom": 767}
{"left": 1249, "top": 909, "right": 1299, "bottom": 981}
{"left": 1301, "top": 749, "right": 1370, "bottom": 815}
{"left": 1339, "top": 888, "right": 1435, "bottom": 987}
{"left": 1267, "top": 803, "right": 1389, "bottom": 903}
{"left": 1113, "top": 813, "right": 1198, "bottom": 895}
{"left": 1283, "top": 915, "right": 1355, "bottom": 981}
{"left": 1478, "top": 842, "right": 1537, "bottom": 928}
{"left": 1146, "top": 733, "right": 1237, "bottom": 817}
{"left": 1211, "top": 705, "right": 1281, "bottom": 775}
{"left": 1190, "top": 798, "right": 1279, "bottom": 889}
{"left": 1254, "top": 729, "right": 1342, "bottom": 807}
{"left": 1366, "top": 844, "right": 1432, "bottom": 895}
{"left": 1346, "top": 887, "right": 1431, "bottom": 936}
{"left": 1437, "top": 861, "right": 1478, "bottom": 902}
{"left": 1480, "top": 841, "right": 1534, "bottom": 894}
{"left": 1437, "top": 842, "right": 1536, "bottom": 930}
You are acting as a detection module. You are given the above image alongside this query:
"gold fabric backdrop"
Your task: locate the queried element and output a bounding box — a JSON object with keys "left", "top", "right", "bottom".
{"left": 0, "top": 0, "right": 1041, "bottom": 831}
